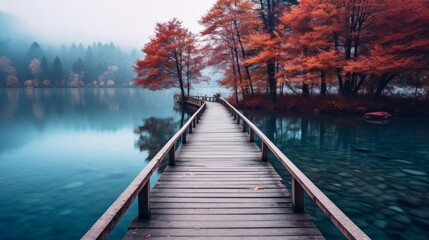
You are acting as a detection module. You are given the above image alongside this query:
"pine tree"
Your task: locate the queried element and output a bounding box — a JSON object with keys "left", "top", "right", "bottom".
{"left": 40, "top": 56, "right": 49, "bottom": 81}
{"left": 51, "top": 56, "right": 63, "bottom": 86}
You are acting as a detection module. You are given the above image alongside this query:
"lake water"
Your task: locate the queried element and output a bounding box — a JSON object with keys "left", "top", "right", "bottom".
{"left": 1, "top": 88, "right": 428, "bottom": 240}
{"left": 0, "top": 88, "right": 193, "bottom": 239}
{"left": 243, "top": 111, "right": 429, "bottom": 239}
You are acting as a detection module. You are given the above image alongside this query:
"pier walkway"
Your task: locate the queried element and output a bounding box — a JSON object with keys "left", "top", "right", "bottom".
{"left": 125, "top": 101, "right": 323, "bottom": 239}
{"left": 82, "top": 97, "right": 369, "bottom": 240}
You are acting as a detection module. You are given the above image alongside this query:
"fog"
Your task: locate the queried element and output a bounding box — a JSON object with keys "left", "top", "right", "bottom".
{"left": 0, "top": 0, "right": 217, "bottom": 48}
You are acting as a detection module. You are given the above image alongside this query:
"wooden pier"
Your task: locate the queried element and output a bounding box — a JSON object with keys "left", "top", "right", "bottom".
{"left": 82, "top": 97, "right": 370, "bottom": 240}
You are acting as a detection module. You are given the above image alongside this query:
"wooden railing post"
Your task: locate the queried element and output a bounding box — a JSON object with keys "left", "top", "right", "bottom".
{"left": 182, "top": 132, "right": 187, "bottom": 144}
{"left": 249, "top": 128, "right": 254, "bottom": 142}
{"left": 192, "top": 118, "right": 196, "bottom": 128}
{"left": 242, "top": 122, "right": 246, "bottom": 132}
{"left": 236, "top": 115, "right": 240, "bottom": 124}
{"left": 138, "top": 179, "right": 150, "bottom": 219}
{"left": 261, "top": 142, "right": 268, "bottom": 161}
{"left": 189, "top": 124, "right": 193, "bottom": 133}
{"left": 292, "top": 177, "right": 304, "bottom": 213}
{"left": 169, "top": 146, "right": 175, "bottom": 166}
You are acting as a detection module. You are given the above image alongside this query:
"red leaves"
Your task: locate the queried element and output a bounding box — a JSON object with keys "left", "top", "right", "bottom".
{"left": 134, "top": 18, "right": 205, "bottom": 97}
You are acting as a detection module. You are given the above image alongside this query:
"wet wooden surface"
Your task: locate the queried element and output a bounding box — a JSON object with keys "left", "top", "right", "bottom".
{"left": 124, "top": 102, "right": 324, "bottom": 239}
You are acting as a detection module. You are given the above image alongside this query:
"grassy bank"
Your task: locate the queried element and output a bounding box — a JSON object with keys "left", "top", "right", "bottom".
{"left": 229, "top": 94, "right": 429, "bottom": 116}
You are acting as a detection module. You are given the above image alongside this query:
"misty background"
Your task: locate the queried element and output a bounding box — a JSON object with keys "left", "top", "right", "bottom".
{"left": 0, "top": 0, "right": 223, "bottom": 91}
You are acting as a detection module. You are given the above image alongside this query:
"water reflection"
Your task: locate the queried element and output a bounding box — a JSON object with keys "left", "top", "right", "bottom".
{"left": 135, "top": 117, "right": 178, "bottom": 159}
{"left": 134, "top": 105, "right": 194, "bottom": 174}
{"left": 0, "top": 88, "right": 190, "bottom": 240}
{"left": 244, "top": 111, "right": 429, "bottom": 240}
{"left": 0, "top": 88, "right": 181, "bottom": 153}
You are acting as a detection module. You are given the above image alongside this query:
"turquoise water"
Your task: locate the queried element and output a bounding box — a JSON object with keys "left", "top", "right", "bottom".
{"left": 243, "top": 111, "right": 429, "bottom": 239}
{"left": 0, "top": 88, "right": 192, "bottom": 239}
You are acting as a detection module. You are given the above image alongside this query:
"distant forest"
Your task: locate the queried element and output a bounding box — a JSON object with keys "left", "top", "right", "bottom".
{"left": 0, "top": 40, "right": 140, "bottom": 88}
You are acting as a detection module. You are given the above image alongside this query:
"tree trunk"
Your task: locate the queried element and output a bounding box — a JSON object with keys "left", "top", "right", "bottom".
{"left": 267, "top": 62, "right": 277, "bottom": 103}
{"left": 178, "top": 76, "right": 185, "bottom": 100}
{"left": 320, "top": 71, "right": 327, "bottom": 96}
{"left": 302, "top": 82, "right": 309, "bottom": 96}
{"left": 373, "top": 74, "right": 393, "bottom": 102}
{"left": 233, "top": 19, "right": 254, "bottom": 96}
{"left": 234, "top": 46, "right": 246, "bottom": 98}
{"left": 230, "top": 49, "right": 239, "bottom": 104}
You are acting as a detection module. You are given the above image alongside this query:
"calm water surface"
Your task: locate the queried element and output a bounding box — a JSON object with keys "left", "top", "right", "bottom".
{"left": 0, "top": 88, "right": 192, "bottom": 239}
{"left": 244, "top": 111, "right": 429, "bottom": 239}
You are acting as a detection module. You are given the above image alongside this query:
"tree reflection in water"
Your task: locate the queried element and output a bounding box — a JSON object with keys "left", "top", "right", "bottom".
{"left": 135, "top": 117, "right": 177, "bottom": 159}
{"left": 135, "top": 104, "right": 194, "bottom": 171}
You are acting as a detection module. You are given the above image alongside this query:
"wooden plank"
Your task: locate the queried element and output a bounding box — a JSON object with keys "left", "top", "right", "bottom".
{"left": 161, "top": 172, "right": 280, "bottom": 176}
{"left": 150, "top": 202, "right": 292, "bottom": 209}
{"left": 132, "top": 214, "right": 313, "bottom": 221}
{"left": 153, "top": 184, "right": 286, "bottom": 189}
{"left": 151, "top": 208, "right": 297, "bottom": 215}
{"left": 125, "top": 228, "right": 323, "bottom": 237}
{"left": 150, "top": 192, "right": 289, "bottom": 198}
{"left": 150, "top": 197, "right": 291, "bottom": 203}
{"left": 157, "top": 176, "right": 282, "bottom": 181}
{"left": 126, "top": 236, "right": 323, "bottom": 240}
{"left": 151, "top": 188, "right": 289, "bottom": 193}
{"left": 164, "top": 167, "right": 274, "bottom": 171}
{"left": 129, "top": 220, "right": 315, "bottom": 229}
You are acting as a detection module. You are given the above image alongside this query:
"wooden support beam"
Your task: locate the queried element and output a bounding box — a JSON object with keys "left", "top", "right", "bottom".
{"left": 168, "top": 146, "right": 175, "bottom": 166}
{"left": 292, "top": 178, "right": 304, "bottom": 213}
{"left": 182, "top": 132, "right": 187, "bottom": 144}
{"left": 138, "top": 179, "right": 150, "bottom": 219}
{"left": 261, "top": 142, "right": 268, "bottom": 162}
{"left": 249, "top": 128, "right": 254, "bottom": 142}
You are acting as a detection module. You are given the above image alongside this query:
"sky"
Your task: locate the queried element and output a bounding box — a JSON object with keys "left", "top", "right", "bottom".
{"left": 0, "top": 0, "right": 217, "bottom": 48}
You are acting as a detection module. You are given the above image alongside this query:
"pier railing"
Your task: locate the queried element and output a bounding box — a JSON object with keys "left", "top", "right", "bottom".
{"left": 190, "top": 95, "right": 219, "bottom": 102}
{"left": 219, "top": 98, "right": 370, "bottom": 240}
{"left": 82, "top": 98, "right": 205, "bottom": 240}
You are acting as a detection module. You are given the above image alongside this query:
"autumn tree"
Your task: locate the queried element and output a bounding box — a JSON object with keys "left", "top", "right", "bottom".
{"left": 201, "top": 0, "right": 260, "bottom": 102}
{"left": 134, "top": 18, "right": 205, "bottom": 100}
{"left": 0, "top": 57, "right": 17, "bottom": 86}
{"left": 344, "top": 0, "right": 429, "bottom": 100}
{"left": 278, "top": 0, "right": 340, "bottom": 96}
{"left": 249, "top": 0, "right": 298, "bottom": 103}
{"left": 29, "top": 59, "right": 41, "bottom": 81}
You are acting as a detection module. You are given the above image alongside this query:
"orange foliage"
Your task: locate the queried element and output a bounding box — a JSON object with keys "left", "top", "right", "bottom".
{"left": 134, "top": 18, "right": 205, "bottom": 98}
{"left": 200, "top": 0, "right": 261, "bottom": 102}
{"left": 275, "top": 0, "right": 428, "bottom": 98}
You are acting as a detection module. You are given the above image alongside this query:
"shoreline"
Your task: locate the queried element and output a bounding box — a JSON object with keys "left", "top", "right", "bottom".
{"left": 231, "top": 94, "right": 429, "bottom": 116}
